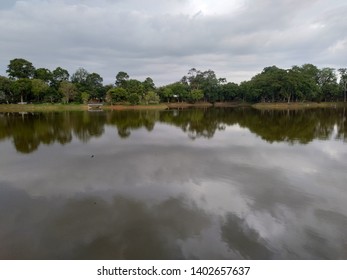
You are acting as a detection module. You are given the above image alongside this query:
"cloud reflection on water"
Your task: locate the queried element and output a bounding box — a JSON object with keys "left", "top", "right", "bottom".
{"left": 0, "top": 108, "right": 347, "bottom": 259}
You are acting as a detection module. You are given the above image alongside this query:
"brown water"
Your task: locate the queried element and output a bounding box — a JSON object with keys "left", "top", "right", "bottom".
{"left": 0, "top": 107, "right": 346, "bottom": 259}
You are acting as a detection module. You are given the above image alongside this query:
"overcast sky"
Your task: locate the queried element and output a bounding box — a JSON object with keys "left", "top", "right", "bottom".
{"left": 0, "top": 0, "right": 346, "bottom": 85}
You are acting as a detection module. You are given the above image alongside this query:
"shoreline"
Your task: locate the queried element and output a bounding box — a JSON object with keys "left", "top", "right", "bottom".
{"left": 0, "top": 102, "right": 216, "bottom": 112}
{"left": 251, "top": 102, "right": 347, "bottom": 110}
{"left": 0, "top": 102, "right": 346, "bottom": 112}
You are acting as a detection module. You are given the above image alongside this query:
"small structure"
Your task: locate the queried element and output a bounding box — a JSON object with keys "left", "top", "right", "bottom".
{"left": 88, "top": 103, "right": 103, "bottom": 109}
{"left": 88, "top": 99, "right": 103, "bottom": 111}
{"left": 88, "top": 103, "right": 103, "bottom": 112}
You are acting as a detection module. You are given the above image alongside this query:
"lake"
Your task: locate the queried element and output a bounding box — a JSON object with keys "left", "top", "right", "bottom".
{"left": 0, "top": 107, "right": 346, "bottom": 259}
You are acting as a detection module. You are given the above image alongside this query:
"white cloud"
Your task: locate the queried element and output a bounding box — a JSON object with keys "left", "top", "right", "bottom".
{"left": 0, "top": 0, "right": 346, "bottom": 85}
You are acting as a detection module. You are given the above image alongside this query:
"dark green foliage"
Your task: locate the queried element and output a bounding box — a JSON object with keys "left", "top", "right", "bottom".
{"left": 106, "top": 87, "right": 128, "bottom": 104}
{"left": 43, "top": 87, "right": 61, "bottom": 103}
{"left": 86, "top": 73, "right": 103, "bottom": 98}
{"left": 34, "top": 68, "right": 52, "bottom": 83}
{"left": 71, "top": 68, "right": 89, "bottom": 85}
{"left": 59, "top": 81, "right": 77, "bottom": 103}
{"left": 143, "top": 77, "right": 155, "bottom": 92}
{"left": 115, "top": 71, "right": 129, "bottom": 87}
{"left": 128, "top": 92, "right": 140, "bottom": 105}
{"left": 143, "top": 91, "right": 160, "bottom": 104}
{"left": 339, "top": 68, "right": 347, "bottom": 102}
{"left": 7, "top": 58, "right": 35, "bottom": 79}
{"left": 188, "top": 89, "right": 204, "bottom": 103}
{"left": 220, "top": 82, "right": 239, "bottom": 101}
{"left": 0, "top": 76, "right": 12, "bottom": 103}
{"left": 1, "top": 58, "right": 347, "bottom": 104}
{"left": 11, "top": 78, "right": 32, "bottom": 103}
{"left": 31, "top": 79, "right": 49, "bottom": 102}
{"left": 51, "top": 67, "right": 70, "bottom": 89}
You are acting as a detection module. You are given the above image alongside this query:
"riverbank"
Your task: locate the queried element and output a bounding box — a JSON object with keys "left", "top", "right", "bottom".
{"left": 0, "top": 102, "right": 345, "bottom": 112}
{"left": 252, "top": 102, "right": 347, "bottom": 110}
{"left": 108, "top": 102, "right": 220, "bottom": 109}
{"left": 0, "top": 104, "right": 89, "bottom": 112}
{"left": 0, "top": 102, "right": 237, "bottom": 112}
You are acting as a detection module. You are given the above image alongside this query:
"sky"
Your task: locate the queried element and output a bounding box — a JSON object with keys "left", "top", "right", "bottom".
{"left": 0, "top": 0, "right": 346, "bottom": 86}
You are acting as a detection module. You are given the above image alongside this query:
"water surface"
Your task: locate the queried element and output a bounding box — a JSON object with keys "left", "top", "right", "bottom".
{"left": 0, "top": 108, "right": 346, "bottom": 259}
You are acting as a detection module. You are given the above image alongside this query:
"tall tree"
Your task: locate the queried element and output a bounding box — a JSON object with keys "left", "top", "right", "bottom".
{"left": 11, "top": 78, "right": 32, "bottom": 103}
{"left": 7, "top": 58, "right": 35, "bottom": 79}
{"left": 106, "top": 87, "right": 127, "bottom": 104}
{"left": 291, "top": 64, "right": 320, "bottom": 101}
{"left": 51, "top": 67, "right": 70, "bottom": 88}
{"left": 143, "top": 91, "right": 160, "bottom": 104}
{"left": 220, "top": 82, "right": 239, "bottom": 101}
{"left": 31, "top": 79, "right": 49, "bottom": 102}
{"left": 126, "top": 79, "right": 144, "bottom": 96}
{"left": 317, "top": 68, "right": 338, "bottom": 101}
{"left": 0, "top": 76, "right": 13, "bottom": 103}
{"left": 34, "top": 68, "right": 52, "bottom": 83}
{"left": 200, "top": 70, "right": 220, "bottom": 102}
{"left": 86, "top": 72, "right": 104, "bottom": 99}
{"left": 161, "top": 87, "right": 173, "bottom": 103}
{"left": 188, "top": 89, "right": 204, "bottom": 103}
{"left": 338, "top": 68, "right": 347, "bottom": 102}
{"left": 143, "top": 77, "right": 155, "bottom": 92}
{"left": 115, "top": 71, "right": 129, "bottom": 88}
{"left": 169, "top": 82, "right": 189, "bottom": 102}
{"left": 71, "top": 68, "right": 89, "bottom": 85}
{"left": 59, "top": 81, "right": 77, "bottom": 103}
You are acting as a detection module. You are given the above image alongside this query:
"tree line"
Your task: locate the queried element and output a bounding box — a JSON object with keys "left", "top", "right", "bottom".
{"left": 1, "top": 58, "right": 347, "bottom": 105}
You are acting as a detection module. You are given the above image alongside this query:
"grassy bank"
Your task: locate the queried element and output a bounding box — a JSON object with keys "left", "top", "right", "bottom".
{"left": 106, "top": 104, "right": 168, "bottom": 110}
{"left": 1, "top": 102, "right": 345, "bottom": 112}
{"left": 0, "top": 103, "right": 89, "bottom": 112}
{"left": 252, "top": 102, "right": 347, "bottom": 110}
{"left": 0, "top": 102, "right": 234, "bottom": 112}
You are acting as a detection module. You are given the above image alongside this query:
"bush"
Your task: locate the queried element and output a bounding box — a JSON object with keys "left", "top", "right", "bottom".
{"left": 128, "top": 92, "right": 140, "bottom": 105}
{"left": 144, "top": 91, "right": 160, "bottom": 104}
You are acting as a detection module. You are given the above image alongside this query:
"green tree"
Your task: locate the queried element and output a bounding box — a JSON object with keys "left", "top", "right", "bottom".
{"left": 0, "top": 76, "right": 13, "bottom": 103}
{"left": 182, "top": 68, "right": 225, "bottom": 102}
{"left": 44, "top": 88, "right": 61, "bottom": 103}
{"left": 7, "top": 58, "right": 35, "bottom": 79}
{"left": 128, "top": 92, "right": 140, "bottom": 105}
{"left": 143, "top": 91, "right": 160, "bottom": 104}
{"left": 106, "top": 87, "right": 127, "bottom": 104}
{"left": 71, "top": 67, "right": 89, "bottom": 85}
{"left": 51, "top": 67, "right": 70, "bottom": 89}
{"left": 247, "top": 66, "right": 286, "bottom": 103}
{"left": 81, "top": 92, "right": 90, "bottom": 104}
{"left": 86, "top": 72, "right": 103, "bottom": 88}
{"left": 170, "top": 82, "right": 189, "bottom": 102}
{"left": 34, "top": 68, "right": 52, "bottom": 83}
{"left": 126, "top": 79, "right": 144, "bottom": 101}
{"left": 161, "top": 87, "right": 173, "bottom": 103}
{"left": 239, "top": 81, "right": 251, "bottom": 102}
{"left": 11, "top": 78, "right": 32, "bottom": 103}
{"left": 188, "top": 89, "right": 204, "bottom": 103}
{"left": 143, "top": 77, "right": 155, "bottom": 92}
{"left": 200, "top": 70, "right": 220, "bottom": 102}
{"left": 85, "top": 72, "right": 104, "bottom": 99}
{"left": 59, "top": 81, "right": 77, "bottom": 103}
{"left": 280, "top": 69, "right": 299, "bottom": 103}
{"left": 115, "top": 71, "right": 129, "bottom": 88}
{"left": 338, "top": 68, "right": 347, "bottom": 102}
{"left": 186, "top": 68, "right": 202, "bottom": 90}
{"left": 220, "top": 82, "right": 239, "bottom": 101}
{"left": 291, "top": 64, "right": 320, "bottom": 101}
{"left": 31, "top": 79, "right": 49, "bottom": 102}
{"left": 317, "top": 68, "right": 338, "bottom": 101}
